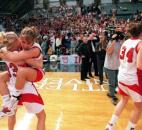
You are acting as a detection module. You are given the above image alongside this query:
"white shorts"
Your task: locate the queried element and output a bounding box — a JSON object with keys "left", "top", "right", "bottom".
{"left": 22, "top": 102, "right": 44, "bottom": 114}
{"left": 7, "top": 79, "right": 44, "bottom": 114}
{"left": 118, "top": 82, "right": 142, "bottom": 102}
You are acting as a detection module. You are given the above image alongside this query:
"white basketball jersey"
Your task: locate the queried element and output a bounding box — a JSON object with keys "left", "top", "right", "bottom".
{"left": 5, "top": 51, "right": 25, "bottom": 86}
{"left": 5, "top": 59, "right": 33, "bottom": 92}
{"left": 6, "top": 43, "right": 43, "bottom": 87}
{"left": 6, "top": 60, "right": 44, "bottom": 113}
{"left": 118, "top": 39, "right": 141, "bottom": 85}
{"left": 32, "top": 43, "right": 42, "bottom": 61}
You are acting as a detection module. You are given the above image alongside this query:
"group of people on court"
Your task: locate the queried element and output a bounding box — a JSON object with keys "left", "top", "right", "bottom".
{"left": 0, "top": 21, "right": 142, "bottom": 130}
{"left": 0, "top": 27, "right": 46, "bottom": 130}
{"left": 105, "top": 22, "right": 142, "bottom": 130}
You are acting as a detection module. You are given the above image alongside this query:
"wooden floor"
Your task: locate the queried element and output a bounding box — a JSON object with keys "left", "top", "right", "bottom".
{"left": 0, "top": 72, "right": 142, "bottom": 130}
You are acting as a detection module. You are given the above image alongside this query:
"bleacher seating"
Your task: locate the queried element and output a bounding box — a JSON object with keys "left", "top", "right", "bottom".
{"left": 0, "top": 0, "right": 34, "bottom": 17}
{"left": 101, "top": 2, "right": 142, "bottom": 17}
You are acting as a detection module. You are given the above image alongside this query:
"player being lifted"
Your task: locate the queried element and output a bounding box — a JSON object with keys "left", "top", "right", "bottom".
{"left": 0, "top": 29, "right": 46, "bottom": 130}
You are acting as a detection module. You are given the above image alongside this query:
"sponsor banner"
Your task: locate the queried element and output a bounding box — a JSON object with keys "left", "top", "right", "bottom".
{"left": 60, "top": 54, "right": 81, "bottom": 64}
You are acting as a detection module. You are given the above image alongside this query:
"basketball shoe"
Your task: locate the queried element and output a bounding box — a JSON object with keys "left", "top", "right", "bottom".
{"left": 0, "top": 95, "right": 20, "bottom": 118}
{"left": 105, "top": 123, "right": 115, "bottom": 130}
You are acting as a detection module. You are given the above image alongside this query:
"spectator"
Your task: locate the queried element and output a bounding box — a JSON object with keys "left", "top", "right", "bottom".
{"left": 78, "top": 36, "right": 90, "bottom": 81}
{"left": 41, "top": 35, "right": 49, "bottom": 58}
{"left": 87, "top": 33, "right": 99, "bottom": 77}
{"left": 96, "top": 34, "right": 108, "bottom": 85}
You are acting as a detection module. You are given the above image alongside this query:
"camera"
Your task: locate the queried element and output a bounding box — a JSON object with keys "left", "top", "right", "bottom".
{"left": 105, "top": 25, "right": 116, "bottom": 39}
{"left": 111, "top": 31, "right": 125, "bottom": 41}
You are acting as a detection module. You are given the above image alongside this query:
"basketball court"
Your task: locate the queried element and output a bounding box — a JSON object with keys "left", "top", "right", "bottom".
{"left": 0, "top": 72, "right": 142, "bottom": 130}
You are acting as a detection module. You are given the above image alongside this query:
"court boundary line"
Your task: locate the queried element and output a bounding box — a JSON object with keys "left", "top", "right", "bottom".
{"left": 15, "top": 113, "right": 34, "bottom": 130}
{"left": 55, "top": 112, "right": 63, "bottom": 130}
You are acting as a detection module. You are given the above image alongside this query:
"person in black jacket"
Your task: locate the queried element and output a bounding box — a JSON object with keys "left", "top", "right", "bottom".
{"left": 87, "top": 33, "right": 99, "bottom": 77}
{"left": 78, "top": 36, "right": 90, "bottom": 81}
{"left": 96, "top": 34, "right": 108, "bottom": 85}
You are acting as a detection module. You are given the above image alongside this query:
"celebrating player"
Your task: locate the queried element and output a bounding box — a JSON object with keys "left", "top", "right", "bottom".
{"left": 105, "top": 22, "right": 142, "bottom": 130}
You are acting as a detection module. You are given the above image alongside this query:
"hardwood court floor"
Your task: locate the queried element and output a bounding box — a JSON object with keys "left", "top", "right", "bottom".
{"left": 0, "top": 72, "right": 142, "bottom": 130}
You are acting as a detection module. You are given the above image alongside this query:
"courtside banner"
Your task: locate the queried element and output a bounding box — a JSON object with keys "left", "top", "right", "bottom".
{"left": 60, "top": 54, "right": 81, "bottom": 65}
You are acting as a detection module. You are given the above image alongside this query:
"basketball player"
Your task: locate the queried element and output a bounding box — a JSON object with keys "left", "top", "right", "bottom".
{"left": 105, "top": 22, "right": 142, "bottom": 130}
{"left": 0, "top": 31, "right": 46, "bottom": 130}
{"left": 0, "top": 27, "right": 45, "bottom": 114}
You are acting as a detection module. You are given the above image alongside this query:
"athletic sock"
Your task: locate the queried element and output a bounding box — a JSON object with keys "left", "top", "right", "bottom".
{"left": 109, "top": 114, "right": 119, "bottom": 125}
{"left": 105, "top": 114, "right": 118, "bottom": 130}
{"left": 2, "top": 95, "right": 10, "bottom": 106}
{"left": 126, "top": 121, "right": 136, "bottom": 130}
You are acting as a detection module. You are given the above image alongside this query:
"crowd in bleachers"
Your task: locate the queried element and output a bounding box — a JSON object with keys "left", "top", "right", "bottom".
{"left": 0, "top": 4, "right": 141, "bottom": 59}
{"left": 0, "top": 4, "right": 142, "bottom": 106}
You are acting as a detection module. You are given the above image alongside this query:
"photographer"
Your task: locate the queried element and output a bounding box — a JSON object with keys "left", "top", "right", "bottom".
{"left": 104, "top": 30, "right": 124, "bottom": 105}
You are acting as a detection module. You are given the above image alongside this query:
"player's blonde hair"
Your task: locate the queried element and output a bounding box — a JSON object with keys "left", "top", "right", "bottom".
{"left": 0, "top": 31, "right": 19, "bottom": 50}
{"left": 0, "top": 32, "right": 6, "bottom": 44}
{"left": 21, "top": 26, "right": 38, "bottom": 44}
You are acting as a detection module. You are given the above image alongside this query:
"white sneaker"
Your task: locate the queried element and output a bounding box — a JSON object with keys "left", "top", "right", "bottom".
{"left": 126, "top": 128, "right": 135, "bottom": 130}
{"left": 0, "top": 106, "right": 15, "bottom": 118}
{"left": 105, "top": 123, "right": 115, "bottom": 130}
{"left": 0, "top": 95, "right": 20, "bottom": 119}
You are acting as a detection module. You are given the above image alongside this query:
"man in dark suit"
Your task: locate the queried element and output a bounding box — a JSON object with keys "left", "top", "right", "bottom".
{"left": 87, "top": 33, "right": 100, "bottom": 77}
{"left": 78, "top": 36, "right": 90, "bottom": 81}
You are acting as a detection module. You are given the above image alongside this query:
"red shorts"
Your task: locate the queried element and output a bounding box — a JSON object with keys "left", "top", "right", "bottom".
{"left": 118, "top": 82, "right": 142, "bottom": 102}
{"left": 17, "top": 83, "right": 44, "bottom": 113}
{"left": 33, "top": 68, "right": 45, "bottom": 82}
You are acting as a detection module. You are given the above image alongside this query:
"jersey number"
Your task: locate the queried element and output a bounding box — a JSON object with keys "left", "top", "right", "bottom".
{"left": 120, "top": 46, "right": 134, "bottom": 63}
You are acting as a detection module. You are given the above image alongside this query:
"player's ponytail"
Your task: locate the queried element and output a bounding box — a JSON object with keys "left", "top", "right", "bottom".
{"left": 31, "top": 26, "right": 38, "bottom": 38}
{"left": 21, "top": 26, "right": 38, "bottom": 44}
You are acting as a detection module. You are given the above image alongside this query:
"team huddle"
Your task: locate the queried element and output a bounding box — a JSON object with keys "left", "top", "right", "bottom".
{"left": 0, "top": 27, "right": 46, "bottom": 130}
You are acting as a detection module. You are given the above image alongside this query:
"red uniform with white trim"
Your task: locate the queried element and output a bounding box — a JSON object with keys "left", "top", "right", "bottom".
{"left": 118, "top": 38, "right": 142, "bottom": 102}
{"left": 30, "top": 43, "right": 45, "bottom": 82}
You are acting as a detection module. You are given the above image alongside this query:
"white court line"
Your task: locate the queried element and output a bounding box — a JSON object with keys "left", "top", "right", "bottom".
{"left": 55, "top": 112, "right": 63, "bottom": 130}
{"left": 15, "top": 113, "right": 34, "bottom": 130}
